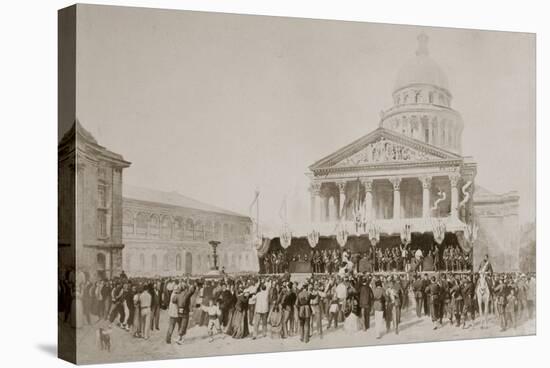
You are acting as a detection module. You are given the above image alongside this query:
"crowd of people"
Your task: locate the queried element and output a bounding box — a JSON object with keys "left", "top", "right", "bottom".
{"left": 263, "top": 244, "right": 471, "bottom": 275}
{"left": 58, "top": 257, "right": 535, "bottom": 350}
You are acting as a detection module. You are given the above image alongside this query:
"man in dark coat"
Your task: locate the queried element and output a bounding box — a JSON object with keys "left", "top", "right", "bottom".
{"left": 150, "top": 282, "right": 162, "bottom": 331}
{"left": 461, "top": 275, "right": 475, "bottom": 329}
{"left": 412, "top": 275, "right": 424, "bottom": 318}
{"left": 175, "top": 282, "right": 197, "bottom": 344}
{"left": 426, "top": 276, "right": 440, "bottom": 329}
{"left": 280, "top": 282, "right": 296, "bottom": 338}
{"left": 297, "top": 283, "right": 313, "bottom": 343}
{"left": 358, "top": 275, "right": 374, "bottom": 331}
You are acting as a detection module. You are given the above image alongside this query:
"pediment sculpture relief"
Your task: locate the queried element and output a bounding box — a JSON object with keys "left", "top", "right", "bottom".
{"left": 336, "top": 138, "right": 438, "bottom": 166}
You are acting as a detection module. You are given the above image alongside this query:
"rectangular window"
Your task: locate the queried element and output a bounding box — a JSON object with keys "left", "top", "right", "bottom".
{"left": 98, "top": 185, "right": 107, "bottom": 208}
{"left": 97, "top": 211, "right": 107, "bottom": 238}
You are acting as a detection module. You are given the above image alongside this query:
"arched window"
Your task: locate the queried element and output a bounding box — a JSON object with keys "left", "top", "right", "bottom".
{"left": 175, "top": 254, "right": 182, "bottom": 271}
{"left": 151, "top": 254, "right": 158, "bottom": 271}
{"left": 123, "top": 210, "right": 134, "bottom": 235}
{"left": 163, "top": 253, "right": 169, "bottom": 271}
{"left": 160, "top": 215, "right": 172, "bottom": 240}
{"left": 97, "top": 253, "right": 106, "bottom": 270}
{"left": 149, "top": 214, "right": 160, "bottom": 238}
{"left": 185, "top": 252, "right": 193, "bottom": 274}
{"left": 184, "top": 218, "right": 194, "bottom": 240}
{"left": 136, "top": 212, "right": 149, "bottom": 236}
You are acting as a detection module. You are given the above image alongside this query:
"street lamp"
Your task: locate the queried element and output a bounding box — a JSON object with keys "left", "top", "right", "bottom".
{"left": 208, "top": 240, "right": 220, "bottom": 272}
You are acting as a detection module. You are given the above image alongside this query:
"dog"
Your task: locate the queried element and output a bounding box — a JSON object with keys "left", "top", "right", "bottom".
{"left": 96, "top": 326, "right": 112, "bottom": 352}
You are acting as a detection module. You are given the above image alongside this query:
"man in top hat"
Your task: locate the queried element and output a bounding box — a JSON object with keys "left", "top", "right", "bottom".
{"left": 358, "top": 274, "right": 374, "bottom": 331}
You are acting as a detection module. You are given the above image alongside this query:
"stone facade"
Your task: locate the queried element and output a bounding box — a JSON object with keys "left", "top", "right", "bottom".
{"left": 121, "top": 185, "right": 257, "bottom": 277}
{"left": 58, "top": 122, "right": 131, "bottom": 281}
{"left": 473, "top": 186, "right": 520, "bottom": 271}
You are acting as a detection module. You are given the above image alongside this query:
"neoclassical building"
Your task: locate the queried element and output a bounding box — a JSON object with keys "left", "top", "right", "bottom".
{"left": 121, "top": 185, "right": 257, "bottom": 277}
{"left": 303, "top": 34, "right": 520, "bottom": 271}
{"left": 58, "top": 121, "right": 131, "bottom": 280}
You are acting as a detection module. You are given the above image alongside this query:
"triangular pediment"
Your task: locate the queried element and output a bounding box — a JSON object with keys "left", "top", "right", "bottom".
{"left": 309, "top": 127, "right": 462, "bottom": 171}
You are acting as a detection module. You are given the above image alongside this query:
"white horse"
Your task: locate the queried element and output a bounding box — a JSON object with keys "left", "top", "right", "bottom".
{"left": 476, "top": 272, "right": 491, "bottom": 329}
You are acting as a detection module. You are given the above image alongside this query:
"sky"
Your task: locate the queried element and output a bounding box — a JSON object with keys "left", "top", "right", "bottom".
{"left": 69, "top": 4, "right": 536, "bottom": 228}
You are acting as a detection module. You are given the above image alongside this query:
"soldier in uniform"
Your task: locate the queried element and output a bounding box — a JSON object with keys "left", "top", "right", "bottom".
{"left": 450, "top": 275, "right": 463, "bottom": 327}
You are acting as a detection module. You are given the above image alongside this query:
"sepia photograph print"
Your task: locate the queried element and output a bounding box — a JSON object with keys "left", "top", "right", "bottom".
{"left": 58, "top": 4, "right": 536, "bottom": 365}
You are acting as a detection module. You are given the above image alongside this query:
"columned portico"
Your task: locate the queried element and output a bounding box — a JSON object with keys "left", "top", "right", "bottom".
{"left": 361, "top": 178, "right": 373, "bottom": 220}
{"left": 309, "top": 183, "right": 322, "bottom": 223}
{"left": 390, "top": 177, "right": 402, "bottom": 220}
{"left": 421, "top": 175, "right": 432, "bottom": 218}
{"left": 336, "top": 181, "right": 346, "bottom": 219}
{"left": 449, "top": 174, "right": 460, "bottom": 218}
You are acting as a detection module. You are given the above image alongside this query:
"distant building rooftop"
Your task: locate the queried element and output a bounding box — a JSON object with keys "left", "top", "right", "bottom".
{"left": 123, "top": 184, "right": 249, "bottom": 219}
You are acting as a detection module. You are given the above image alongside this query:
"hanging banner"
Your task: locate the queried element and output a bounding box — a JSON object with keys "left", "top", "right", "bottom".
{"left": 431, "top": 218, "right": 446, "bottom": 245}
{"left": 279, "top": 223, "right": 292, "bottom": 249}
{"left": 307, "top": 229, "right": 320, "bottom": 249}
{"left": 255, "top": 237, "right": 271, "bottom": 258}
{"left": 400, "top": 222, "right": 412, "bottom": 246}
{"left": 368, "top": 220, "right": 381, "bottom": 247}
{"left": 336, "top": 222, "right": 348, "bottom": 248}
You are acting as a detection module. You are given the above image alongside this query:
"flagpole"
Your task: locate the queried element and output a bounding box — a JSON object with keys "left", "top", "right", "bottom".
{"left": 256, "top": 190, "right": 260, "bottom": 238}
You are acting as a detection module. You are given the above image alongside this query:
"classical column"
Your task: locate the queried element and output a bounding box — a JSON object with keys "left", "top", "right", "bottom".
{"left": 328, "top": 195, "right": 337, "bottom": 221}
{"left": 390, "top": 177, "right": 402, "bottom": 220}
{"left": 309, "top": 182, "right": 322, "bottom": 223}
{"left": 420, "top": 175, "right": 432, "bottom": 218}
{"left": 361, "top": 178, "right": 373, "bottom": 219}
{"left": 336, "top": 181, "right": 346, "bottom": 220}
{"left": 449, "top": 174, "right": 460, "bottom": 218}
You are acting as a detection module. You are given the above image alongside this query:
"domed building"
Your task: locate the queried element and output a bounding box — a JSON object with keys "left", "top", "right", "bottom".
{"left": 258, "top": 33, "right": 520, "bottom": 273}
{"left": 380, "top": 33, "right": 463, "bottom": 154}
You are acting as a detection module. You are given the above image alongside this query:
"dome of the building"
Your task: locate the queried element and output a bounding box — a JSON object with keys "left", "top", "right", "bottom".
{"left": 393, "top": 34, "right": 449, "bottom": 92}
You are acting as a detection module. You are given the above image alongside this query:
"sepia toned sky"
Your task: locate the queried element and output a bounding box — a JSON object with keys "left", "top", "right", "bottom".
{"left": 70, "top": 5, "right": 535, "bottom": 228}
